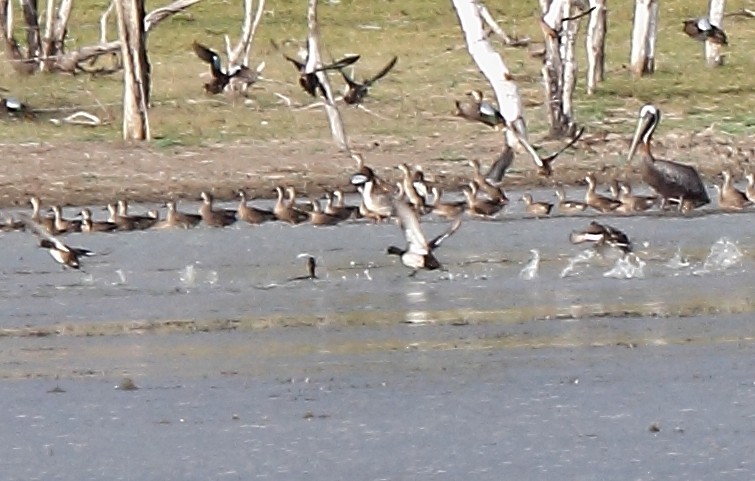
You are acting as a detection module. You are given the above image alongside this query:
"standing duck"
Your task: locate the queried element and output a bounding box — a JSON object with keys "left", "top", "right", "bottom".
{"left": 554, "top": 184, "right": 588, "bottom": 214}
{"left": 714, "top": 169, "right": 750, "bottom": 211}
{"left": 521, "top": 193, "right": 553, "bottom": 218}
{"left": 340, "top": 56, "right": 398, "bottom": 105}
{"left": 350, "top": 166, "right": 393, "bottom": 221}
{"left": 584, "top": 173, "right": 622, "bottom": 213}
{"left": 199, "top": 192, "right": 237, "bottom": 227}
{"left": 627, "top": 104, "right": 710, "bottom": 212}
{"left": 387, "top": 199, "right": 462, "bottom": 276}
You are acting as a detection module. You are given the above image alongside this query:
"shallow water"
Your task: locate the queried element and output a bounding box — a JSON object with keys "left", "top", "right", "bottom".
{"left": 1, "top": 198, "right": 754, "bottom": 480}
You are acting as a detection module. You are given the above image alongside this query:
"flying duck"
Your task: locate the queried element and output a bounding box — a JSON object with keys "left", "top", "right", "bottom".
{"left": 1, "top": 97, "right": 34, "bottom": 119}
{"left": 683, "top": 18, "right": 728, "bottom": 45}
{"left": 627, "top": 104, "right": 710, "bottom": 212}
{"left": 19, "top": 214, "right": 94, "bottom": 269}
{"left": 454, "top": 90, "right": 505, "bottom": 129}
{"left": 340, "top": 56, "right": 398, "bottom": 105}
{"left": 387, "top": 199, "right": 462, "bottom": 276}
{"left": 192, "top": 41, "right": 262, "bottom": 94}
{"left": 273, "top": 40, "right": 360, "bottom": 97}
{"left": 508, "top": 126, "right": 585, "bottom": 177}
{"left": 569, "top": 221, "right": 632, "bottom": 254}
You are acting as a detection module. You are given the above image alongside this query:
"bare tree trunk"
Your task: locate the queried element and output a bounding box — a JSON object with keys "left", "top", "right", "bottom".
{"left": 560, "top": 1, "right": 579, "bottom": 135}
{"left": 540, "top": 0, "right": 571, "bottom": 137}
{"left": 306, "top": 0, "right": 349, "bottom": 152}
{"left": 225, "top": 0, "right": 265, "bottom": 68}
{"left": 705, "top": 0, "right": 725, "bottom": 66}
{"left": 115, "top": 0, "right": 150, "bottom": 140}
{"left": 629, "top": 0, "right": 658, "bottom": 77}
{"left": 585, "top": 0, "right": 606, "bottom": 94}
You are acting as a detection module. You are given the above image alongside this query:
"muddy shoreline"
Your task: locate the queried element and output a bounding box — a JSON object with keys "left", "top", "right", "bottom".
{"left": 0, "top": 131, "right": 751, "bottom": 209}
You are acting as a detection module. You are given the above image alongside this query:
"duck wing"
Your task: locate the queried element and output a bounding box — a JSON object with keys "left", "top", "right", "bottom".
{"left": 18, "top": 213, "right": 69, "bottom": 252}
{"left": 394, "top": 200, "right": 429, "bottom": 255}
{"left": 364, "top": 56, "right": 398, "bottom": 86}
{"left": 428, "top": 215, "right": 462, "bottom": 250}
{"left": 192, "top": 41, "right": 218, "bottom": 64}
{"left": 319, "top": 54, "right": 360, "bottom": 72}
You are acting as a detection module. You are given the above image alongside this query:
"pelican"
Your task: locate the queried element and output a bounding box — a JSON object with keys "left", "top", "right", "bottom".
{"left": 627, "top": 104, "right": 709, "bottom": 212}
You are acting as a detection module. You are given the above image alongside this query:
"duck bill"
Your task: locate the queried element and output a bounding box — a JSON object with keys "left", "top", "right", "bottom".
{"left": 627, "top": 116, "right": 648, "bottom": 164}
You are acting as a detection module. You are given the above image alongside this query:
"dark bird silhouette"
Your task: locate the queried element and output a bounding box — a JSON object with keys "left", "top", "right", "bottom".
{"left": 340, "top": 56, "right": 397, "bottom": 105}
{"left": 454, "top": 90, "right": 505, "bottom": 129}
{"left": 192, "top": 41, "right": 262, "bottom": 94}
{"left": 289, "top": 256, "right": 318, "bottom": 281}
{"left": 387, "top": 199, "right": 462, "bottom": 276}
{"left": 627, "top": 104, "right": 709, "bottom": 213}
{"left": 19, "top": 214, "right": 94, "bottom": 269}
{"left": 273, "top": 40, "right": 360, "bottom": 97}
{"left": 683, "top": 18, "right": 728, "bottom": 45}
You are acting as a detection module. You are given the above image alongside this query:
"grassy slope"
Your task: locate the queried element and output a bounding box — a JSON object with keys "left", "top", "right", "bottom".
{"left": 0, "top": 0, "right": 753, "bottom": 145}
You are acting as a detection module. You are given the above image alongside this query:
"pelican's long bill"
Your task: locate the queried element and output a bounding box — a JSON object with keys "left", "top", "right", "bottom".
{"left": 627, "top": 110, "right": 652, "bottom": 164}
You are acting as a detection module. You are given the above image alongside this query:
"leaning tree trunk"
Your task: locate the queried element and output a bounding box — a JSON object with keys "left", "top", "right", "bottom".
{"left": 629, "top": 0, "right": 658, "bottom": 77}
{"left": 585, "top": 0, "right": 606, "bottom": 94}
{"left": 306, "top": 0, "right": 349, "bottom": 152}
{"left": 705, "top": 0, "right": 725, "bottom": 66}
{"left": 224, "top": 0, "right": 265, "bottom": 69}
{"left": 452, "top": 0, "right": 529, "bottom": 179}
{"left": 116, "top": 0, "right": 150, "bottom": 140}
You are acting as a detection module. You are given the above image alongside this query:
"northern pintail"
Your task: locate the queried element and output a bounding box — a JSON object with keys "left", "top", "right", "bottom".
{"left": 430, "top": 187, "right": 465, "bottom": 220}
{"left": 80, "top": 208, "right": 117, "bottom": 233}
{"left": 117, "top": 200, "right": 158, "bottom": 230}
{"left": 521, "top": 193, "right": 553, "bottom": 217}
{"left": 199, "top": 192, "right": 237, "bottom": 227}
{"left": 19, "top": 214, "right": 94, "bottom": 269}
{"left": 454, "top": 90, "right": 504, "bottom": 129}
{"left": 51, "top": 205, "right": 82, "bottom": 234}
{"left": 237, "top": 190, "right": 275, "bottom": 224}
{"left": 627, "top": 104, "right": 709, "bottom": 212}
{"left": 340, "top": 56, "right": 398, "bottom": 105}
{"left": 585, "top": 173, "right": 622, "bottom": 213}
{"left": 273, "top": 186, "right": 307, "bottom": 225}
{"left": 462, "top": 182, "right": 504, "bottom": 219}
{"left": 306, "top": 198, "right": 341, "bottom": 226}
{"left": 569, "top": 221, "right": 632, "bottom": 253}
{"left": 387, "top": 199, "right": 462, "bottom": 276}
{"left": 716, "top": 169, "right": 750, "bottom": 211}
{"left": 468, "top": 159, "right": 508, "bottom": 205}
{"left": 30, "top": 196, "right": 55, "bottom": 233}
{"left": 554, "top": 184, "right": 588, "bottom": 214}
{"left": 153, "top": 201, "right": 202, "bottom": 229}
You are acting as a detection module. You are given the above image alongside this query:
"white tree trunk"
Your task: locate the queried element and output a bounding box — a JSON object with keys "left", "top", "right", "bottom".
{"left": 585, "top": 0, "right": 606, "bottom": 94}
{"left": 629, "top": 0, "right": 657, "bottom": 77}
{"left": 560, "top": 1, "right": 579, "bottom": 133}
{"left": 540, "top": 0, "right": 571, "bottom": 136}
{"left": 452, "top": 0, "right": 526, "bottom": 145}
{"left": 306, "top": 0, "right": 349, "bottom": 152}
{"left": 225, "top": 0, "right": 264, "bottom": 68}
{"left": 116, "top": 0, "right": 150, "bottom": 140}
{"left": 705, "top": 0, "right": 725, "bottom": 67}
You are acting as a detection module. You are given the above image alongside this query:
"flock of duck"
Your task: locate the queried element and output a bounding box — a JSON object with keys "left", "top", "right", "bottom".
{"left": 4, "top": 103, "right": 754, "bottom": 274}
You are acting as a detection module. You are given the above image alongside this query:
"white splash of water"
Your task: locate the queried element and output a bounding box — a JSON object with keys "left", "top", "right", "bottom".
{"left": 701, "top": 237, "right": 742, "bottom": 272}
{"left": 519, "top": 249, "right": 540, "bottom": 281}
{"left": 206, "top": 271, "right": 219, "bottom": 286}
{"left": 180, "top": 265, "right": 196, "bottom": 288}
{"left": 604, "top": 253, "right": 646, "bottom": 279}
{"left": 560, "top": 249, "right": 597, "bottom": 278}
{"left": 665, "top": 248, "right": 690, "bottom": 270}
{"left": 112, "top": 269, "right": 127, "bottom": 286}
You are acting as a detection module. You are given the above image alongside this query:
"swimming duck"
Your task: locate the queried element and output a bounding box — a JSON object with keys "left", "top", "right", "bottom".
{"left": 0, "top": 214, "right": 24, "bottom": 232}
{"left": 80, "top": 208, "right": 117, "bottom": 233}
{"left": 199, "top": 192, "right": 237, "bottom": 227}
{"left": 324, "top": 191, "right": 359, "bottom": 220}
{"left": 430, "top": 187, "right": 466, "bottom": 220}
{"left": 50, "top": 205, "right": 82, "bottom": 234}
{"left": 683, "top": 18, "right": 728, "bottom": 45}
{"left": 19, "top": 214, "right": 94, "bottom": 269}
{"left": 237, "top": 190, "right": 275, "bottom": 225}
{"left": 273, "top": 39, "right": 360, "bottom": 97}
{"left": 192, "top": 41, "right": 262, "bottom": 95}
{"left": 468, "top": 159, "right": 508, "bottom": 204}
{"left": 29, "top": 196, "right": 55, "bottom": 233}
{"left": 155, "top": 201, "right": 202, "bottom": 229}
{"left": 627, "top": 104, "right": 709, "bottom": 212}
{"left": 584, "top": 173, "right": 622, "bottom": 213}
{"left": 614, "top": 181, "right": 657, "bottom": 213}
{"left": 273, "top": 186, "right": 308, "bottom": 225}
{"left": 454, "top": 90, "right": 504, "bottom": 129}
{"left": 745, "top": 173, "right": 755, "bottom": 203}
{"left": 117, "top": 200, "right": 158, "bottom": 230}
{"left": 340, "top": 56, "right": 398, "bottom": 105}
{"left": 569, "top": 221, "right": 632, "bottom": 253}
{"left": 554, "top": 184, "right": 588, "bottom": 214}
{"left": 306, "top": 198, "right": 341, "bottom": 226}
{"left": 521, "top": 193, "right": 553, "bottom": 217}
{"left": 714, "top": 170, "right": 750, "bottom": 211}
{"left": 387, "top": 199, "right": 462, "bottom": 276}
{"left": 350, "top": 167, "right": 393, "bottom": 221}
{"left": 462, "top": 182, "right": 505, "bottom": 219}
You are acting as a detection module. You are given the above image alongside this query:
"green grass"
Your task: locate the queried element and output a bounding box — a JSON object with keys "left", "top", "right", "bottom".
{"left": 1, "top": 0, "right": 753, "bottom": 145}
